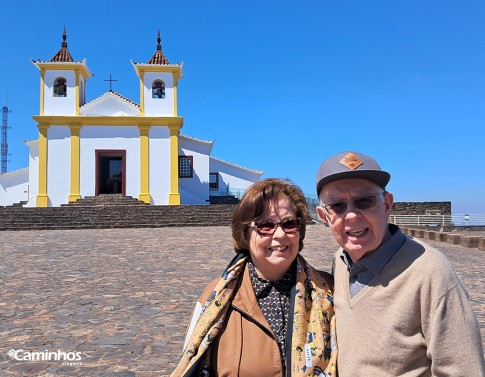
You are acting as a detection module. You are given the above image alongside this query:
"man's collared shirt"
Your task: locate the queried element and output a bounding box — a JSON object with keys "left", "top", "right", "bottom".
{"left": 340, "top": 224, "right": 406, "bottom": 298}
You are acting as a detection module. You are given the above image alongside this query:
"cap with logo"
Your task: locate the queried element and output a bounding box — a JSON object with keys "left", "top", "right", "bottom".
{"left": 316, "top": 151, "right": 390, "bottom": 195}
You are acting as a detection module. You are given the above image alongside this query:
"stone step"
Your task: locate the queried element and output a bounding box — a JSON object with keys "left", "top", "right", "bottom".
{"left": 0, "top": 201, "right": 238, "bottom": 231}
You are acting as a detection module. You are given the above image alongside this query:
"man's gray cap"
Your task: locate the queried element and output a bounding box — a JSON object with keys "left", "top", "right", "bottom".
{"left": 316, "top": 151, "right": 390, "bottom": 195}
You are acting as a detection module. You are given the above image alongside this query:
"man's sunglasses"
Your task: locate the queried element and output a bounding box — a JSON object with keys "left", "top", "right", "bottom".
{"left": 250, "top": 218, "right": 301, "bottom": 236}
{"left": 321, "top": 192, "right": 386, "bottom": 215}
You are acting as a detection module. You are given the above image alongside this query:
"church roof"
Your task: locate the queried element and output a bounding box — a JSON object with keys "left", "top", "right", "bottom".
{"left": 50, "top": 26, "right": 75, "bottom": 63}
{"left": 180, "top": 134, "right": 214, "bottom": 147}
{"left": 147, "top": 30, "right": 169, "bottom": 65}
{"left": 131, "top": 31, "right": 182, "bottom": 70}
{"left": 210, "top": 156, "right": 264, "bottom": 176}
{"left": 31, "top": 28, "right": 91, "bottom": 79}
{"left": 81, "top": 90, "right": 141, "bottom": 112}
{"left": 0, "top": 167, "right": 29, "bottom": 178}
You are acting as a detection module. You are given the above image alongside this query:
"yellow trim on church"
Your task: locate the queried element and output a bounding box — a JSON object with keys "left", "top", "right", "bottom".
{"left": 36, "top": 125, "right": 49, "bottom": 207}
{"left": 138, "top": 126, "right": 151, "bottom": 204}
{"left": 174, "top": 83, "right": 178, "bottom": 116}
{"left": 68, "top": 125, "right": 81, "bottom": 202}
{"left": 33, "top": 62, "right": 91, "bottom": 80}
{"left": 168, "top": 125, "right": 181, "bottom": 205}
{"left": 32, "top": 115, "right": 183, "bottom": 127}
{"left": 133, "top": 64, "right": 182, "bottom": 83}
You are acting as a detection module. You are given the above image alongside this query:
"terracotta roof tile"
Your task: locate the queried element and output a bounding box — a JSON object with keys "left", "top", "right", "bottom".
{"left": 49, "top": 27, "right": 75, "bottom": 63}
{"left": 147, "top": 30, "right": 169, "bottom": 65}
{"left": 50, "top": 48, "right": 74, "bottom": 63}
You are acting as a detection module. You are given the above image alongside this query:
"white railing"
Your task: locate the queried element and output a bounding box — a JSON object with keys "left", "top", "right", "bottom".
{"left": 389, "top": 214, "right": 485, "bottom": 227}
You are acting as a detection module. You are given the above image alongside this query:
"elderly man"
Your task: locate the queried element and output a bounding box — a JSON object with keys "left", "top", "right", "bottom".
{"left": 315, "top": 151, "right": 485, "bottom": 376}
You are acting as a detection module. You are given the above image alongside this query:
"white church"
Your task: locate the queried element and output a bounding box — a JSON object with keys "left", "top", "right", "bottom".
{"left": 0, "top": 30, "right": 262, "bottom": 207}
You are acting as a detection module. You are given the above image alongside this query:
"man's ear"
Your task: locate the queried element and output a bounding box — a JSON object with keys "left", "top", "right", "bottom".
{"left": 384, "top": 191, "right": 394, "bottom": 217}
{"left": 316, "top": 206, "right": 329, "bottom": 225}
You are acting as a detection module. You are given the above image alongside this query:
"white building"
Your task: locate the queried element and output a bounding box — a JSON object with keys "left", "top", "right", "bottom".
{"left": 0, "top": 30, "right": 262, "bottom": 207}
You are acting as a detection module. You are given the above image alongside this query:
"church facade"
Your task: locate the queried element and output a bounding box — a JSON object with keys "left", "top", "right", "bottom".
{"left": 0, "top": 30, "right": 262, "bottom": 207}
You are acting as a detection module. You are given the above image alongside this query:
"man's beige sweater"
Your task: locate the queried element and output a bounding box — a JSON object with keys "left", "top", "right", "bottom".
{"left": 334, "top": 235, "right": 485, "bottom": 376}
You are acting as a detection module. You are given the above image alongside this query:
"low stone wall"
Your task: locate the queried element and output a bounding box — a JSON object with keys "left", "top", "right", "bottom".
{"left": 401, "top": 226, "right": 485, "bottom": 251}
{"left": 392, "top": 201, "right": 451, "bottom": 215}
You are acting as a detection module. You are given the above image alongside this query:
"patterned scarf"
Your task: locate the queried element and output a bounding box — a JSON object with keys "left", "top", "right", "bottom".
{"left": 171, "top": 253, "right": 338, "bottom": 377}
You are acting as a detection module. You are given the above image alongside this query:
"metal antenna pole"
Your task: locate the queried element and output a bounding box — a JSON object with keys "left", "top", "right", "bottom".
{"left": 1, "top": 103, "right": 8, "bottom": 174}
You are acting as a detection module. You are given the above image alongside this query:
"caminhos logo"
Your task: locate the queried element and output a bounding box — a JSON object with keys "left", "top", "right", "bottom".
{"left": 7, "top": 349, "right": 82, "bottom": 365}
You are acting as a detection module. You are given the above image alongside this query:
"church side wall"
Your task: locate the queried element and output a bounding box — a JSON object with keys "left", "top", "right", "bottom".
{"left": 25, "top": 143, "right": 39, "bottom": 207}
{"left": 47, "top": 126, "right": 71, "bottom": 206}
{"left": 80, "top": 126, "right": 141, "bottom": 199}
{"left": 43, "top": 70, "right": 77, "bottom": 115}
{"left": 209, "top": 159, "right": 261, "bottom": 196}
{"left": 0, "top": 169, "right": 29, "bottom": 206}
{"left": 143, "top": 72, "right": 175, "bottom": 116}
{"left": 179, "top": 147, "right": 210, "bottom": 204}
{"left": 149, "top": 127, "right": 171, "bottom": 205}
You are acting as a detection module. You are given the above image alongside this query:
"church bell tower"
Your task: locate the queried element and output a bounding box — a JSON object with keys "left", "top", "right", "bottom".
{"left": 32, "top": 27, "right": 91, "bottom": 116}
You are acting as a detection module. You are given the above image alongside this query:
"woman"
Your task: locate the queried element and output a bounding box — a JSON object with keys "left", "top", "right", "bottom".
{"left": 171, "top": 178, "right": 337, "bottom": 376}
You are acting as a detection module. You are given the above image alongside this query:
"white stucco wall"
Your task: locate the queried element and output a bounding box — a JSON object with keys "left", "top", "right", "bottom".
{"left": 143, "top": 72, "right": 175, "bottom": 116}
{"left": 80, "top": 126, "right": 141, "bottom": 199}
{"left": 179, "top": 141, "right": 211, "bottom": 204}
{"left": 25, "top": 141, "right": 39, "bottom": 207}
{"left": 210, "top": 158, "right": 262, "bottom": 196}
{"left": 148, "top": 126, "right": 171, "bottom": 204}
{"left": 0, "top": 168, "right": 29, "bottom": 206}
{"left": 80, "top": 93, "right": 140, "bottom": 116}
{"left": 43, "top": 70, "right": 78, "bottom": 115}
{"left": 47, "top": 126, "right": 71, "bottom": 206}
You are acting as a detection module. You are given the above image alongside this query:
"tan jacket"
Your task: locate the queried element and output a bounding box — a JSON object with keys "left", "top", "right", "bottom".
{"left": 185, "top": 262, "right": 335, "bottom": 376}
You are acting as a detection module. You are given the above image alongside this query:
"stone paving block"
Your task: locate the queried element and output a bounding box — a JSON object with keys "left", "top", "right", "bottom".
{"left": 0, "top": 225, "right": 483, "bottom": 376}
{"left": 437, "top": 233, "right": 449, "bottom": 242}
{"left": 424, "top": 231, "right": 436, "bottom": 240}
{"left": 460, "top": 236, "right": 482, "bottom": 248}
{"left": 446, "top": 233, "right": 461, "bottom": 245}
{"left": 479, "top": 238, "right": 485, "bottom": 252}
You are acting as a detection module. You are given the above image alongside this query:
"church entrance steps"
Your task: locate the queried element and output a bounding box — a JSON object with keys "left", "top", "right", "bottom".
{"left": 0, "top": 203, "right": 237, "bottom": 231}
{"left": 62, "top": 194, "right": 149, "bottom": 207}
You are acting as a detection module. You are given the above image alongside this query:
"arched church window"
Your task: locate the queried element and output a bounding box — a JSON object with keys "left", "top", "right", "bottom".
{"left": 152, "top": 80, "right": 165, "bottom": 99}
{"left": 53, "top": 77, "right": 67, "bottom": 97}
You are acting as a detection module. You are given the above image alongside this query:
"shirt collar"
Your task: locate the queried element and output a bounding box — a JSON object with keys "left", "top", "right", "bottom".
{"left": 248, "top": 260, "right": 295, "bottom": 297}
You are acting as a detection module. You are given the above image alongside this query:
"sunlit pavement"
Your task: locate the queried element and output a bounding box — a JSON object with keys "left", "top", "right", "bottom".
{"left": 0, "top": 225, "right": 483, "bottom": 376}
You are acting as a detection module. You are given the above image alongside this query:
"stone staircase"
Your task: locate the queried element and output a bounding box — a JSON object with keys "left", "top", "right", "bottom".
{"left": 0, "top": 195, "right": 237, "bottom": 231}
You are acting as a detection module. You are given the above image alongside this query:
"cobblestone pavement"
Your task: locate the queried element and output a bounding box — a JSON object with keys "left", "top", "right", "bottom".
{"left": 0, "top": 225, "right": 483, "bottom": 376}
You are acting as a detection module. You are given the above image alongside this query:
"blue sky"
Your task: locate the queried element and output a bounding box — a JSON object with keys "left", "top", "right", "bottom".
{"left": 1, "top": 0, "right": 484, "bottom": 213}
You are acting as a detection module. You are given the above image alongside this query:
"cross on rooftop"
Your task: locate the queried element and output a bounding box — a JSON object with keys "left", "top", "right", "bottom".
{"left": 104, "top": 74, "right": 118, "bottom": 91}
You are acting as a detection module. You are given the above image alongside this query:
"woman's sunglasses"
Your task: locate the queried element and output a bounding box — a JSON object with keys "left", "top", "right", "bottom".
{"left": 321, "top": 192, "right": 385, "bottom": 215}
{"left": 250, "top": 218, "right": 301, "bottom": 236}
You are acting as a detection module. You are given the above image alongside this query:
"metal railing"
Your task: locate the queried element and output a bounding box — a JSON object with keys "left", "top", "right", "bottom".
{"left": 210, "top": 188, "right": 246, "bottom": 199}
{"left": 389, "top": 214, "right": 485, "bottom": 227}
{"left": 389, "top": 215, "right": 452, "bottom": 226}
